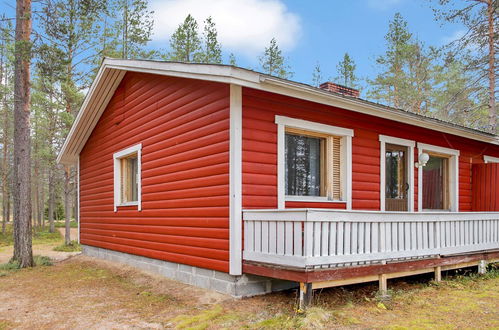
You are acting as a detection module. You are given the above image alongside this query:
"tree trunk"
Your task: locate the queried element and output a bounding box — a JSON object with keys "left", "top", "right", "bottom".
{"left": 48, "top": 168, "right": 55, "bottom": 233}
{"left": 1, "top": 29, "right": 8, "bottom": 236}
{"left": 12, "top": 0, "right": 33, "bottom": 268}
{"left": 486, "top": 0, "right": 496, "bottom": 133}
{"left": 64, "top": 166, "right": 71, "bottom": 244}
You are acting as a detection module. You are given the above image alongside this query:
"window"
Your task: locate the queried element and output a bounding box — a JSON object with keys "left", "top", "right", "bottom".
{"left": 417, "top": 143, "right": 459, "bottom": 212}
{"left": 276, "top": 116, "right": 353, "bottom": 209}
{"left": 114, "top": 144, "right": 142, "bottom": 211}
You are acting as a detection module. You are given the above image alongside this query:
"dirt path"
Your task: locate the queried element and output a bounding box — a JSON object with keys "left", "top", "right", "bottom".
{"left": 0, "top": 255, "right": 497, "bottom": 329}
{"left": 0, "top": 228, "right": 80, "bottom": 264}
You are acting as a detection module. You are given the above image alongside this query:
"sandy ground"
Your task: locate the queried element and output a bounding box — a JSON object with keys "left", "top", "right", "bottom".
{"left": 0, "top": 228, "right": 80, "bottom": 264}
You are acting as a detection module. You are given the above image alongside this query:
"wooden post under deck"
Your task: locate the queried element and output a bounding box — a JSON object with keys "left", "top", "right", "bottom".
{"left": 434, "top": 266, "right": 442, "bottom": 282}
{"left": 299, "top": 282, "right": 313, "bottom": 310}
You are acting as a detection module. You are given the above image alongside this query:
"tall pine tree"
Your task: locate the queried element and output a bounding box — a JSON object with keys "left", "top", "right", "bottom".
{"left": 201, "top": 16, "right": 222, "bottom": 64}
{"left": 335, "top": 53, "right": 358, "bottom": 88}
{"left": 259, "top": 38, "right": 292, "bottom": 79}
{"left": 166, "top": 14, "right": 202, "bottom": 62}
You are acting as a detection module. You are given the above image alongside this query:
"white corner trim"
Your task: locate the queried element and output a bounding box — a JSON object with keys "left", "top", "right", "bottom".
{"left": 276, "top": 115, "right": 353, "bottom": 209}
{"left": 229, "top": 84, "right": 243, "bottom": 276}
{"left": 484, "top": 155, "right": 499, "bottom": 163}
{"left": 77, "top": 156, "right": 80, "bottom": 244}
{"left": 277, "top": 123, "right": 285, "bottom": 209}
{"left": 417, "top": 142, "right": 459, "bottom": 212}
{"left": 379, "top": 135, "right": 415, "bottom": 212}
{"left": 113, "top": 143, "right": 142, "bottom": 212}
{"left": 275, "top": 115, "right": 354, "bottom": 137}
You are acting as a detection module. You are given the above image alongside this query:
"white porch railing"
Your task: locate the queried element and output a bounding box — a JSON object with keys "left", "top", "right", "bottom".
{"left": 243, "top": 209, "right": 499, "bottom": 268}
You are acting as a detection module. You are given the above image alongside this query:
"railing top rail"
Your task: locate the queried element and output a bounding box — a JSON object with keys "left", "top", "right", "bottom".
{"left": 243, "top": 208, "right": 499, "bottom": 222}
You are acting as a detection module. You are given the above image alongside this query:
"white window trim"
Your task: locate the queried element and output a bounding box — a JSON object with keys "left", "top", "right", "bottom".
{"left": 379, "top": 135, "right": 415, "bottom": 212}
{"left": 484, "top": 155, "right": 499, "bottom": 163}
{"left": 275, "top": 115, "right": 354, "bottom": 210}
{"left": 113, "top": 143, "right": 142, "bottom": 211}
{"left": 417, "top": 142, "right": 459, "bottom": 212}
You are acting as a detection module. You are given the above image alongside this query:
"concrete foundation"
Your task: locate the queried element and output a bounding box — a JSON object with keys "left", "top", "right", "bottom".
{"left": 82, "top": 245, "right": 296, "bottom": 297}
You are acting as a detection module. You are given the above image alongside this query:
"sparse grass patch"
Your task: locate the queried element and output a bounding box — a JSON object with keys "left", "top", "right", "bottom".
{"left": 54, "top": 220, "right": 78, "bottom": 228}
{"left": 0, "top": 319, "right": 13, "bottom": 330}
{"left": 33, "top": 228, "right": 63, "bottom": 245}
{"left": 172, "top": 305, "right": 227, "bottom": 329}
{"left": 53, "top": 240, "right": 81, "bottom": 252}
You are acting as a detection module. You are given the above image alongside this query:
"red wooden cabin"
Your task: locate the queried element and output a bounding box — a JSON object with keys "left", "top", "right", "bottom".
{"left": 58, "top": 59, "right": 499, "bottom": 305}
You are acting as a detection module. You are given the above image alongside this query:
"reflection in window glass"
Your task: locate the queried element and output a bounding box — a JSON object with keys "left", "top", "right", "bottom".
{"left": 285, "top": 134, "right": 322, "bottom": 196}
{"left": 423, "top": 155, "right": 446, "bottom": 210}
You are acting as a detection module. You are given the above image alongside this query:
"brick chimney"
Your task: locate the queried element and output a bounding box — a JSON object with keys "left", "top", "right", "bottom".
{"left": 319, "top": 82, "right": 360, "bottom": 98}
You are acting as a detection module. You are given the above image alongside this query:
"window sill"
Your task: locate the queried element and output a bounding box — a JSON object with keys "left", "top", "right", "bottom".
{"left": 116, "top": 202, "right": 139, "bottom": 208}
{"left": 285, "top": 196, "right": 346, "bottom": 203}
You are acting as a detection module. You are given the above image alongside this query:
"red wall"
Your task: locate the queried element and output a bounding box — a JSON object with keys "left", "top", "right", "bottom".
{"left": 472, "top": 163, "right": 499, "bottom": 211}
{"left": 80, "top": 72, "right": 231, "bottom": 272}
{"left": 241, "top": 87, "right": 499, "bottom": 211}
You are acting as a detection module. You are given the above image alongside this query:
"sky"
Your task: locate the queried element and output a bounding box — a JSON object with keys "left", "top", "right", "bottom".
{"left": 0, "top": 0, "right": 467, "bottom": 94}
{"left": 147, "top": 0, "right": 465, "bottom": 92}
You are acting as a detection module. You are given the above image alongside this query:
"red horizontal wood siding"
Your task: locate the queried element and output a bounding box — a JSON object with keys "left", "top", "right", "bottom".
{"left": 79, "top": 72, "right": 230, "bottom": 272}
{"left": 472, "top": 163, "right": 499, "bottom": 211}
{"left": 241, "top": 87, "right": 499, "bottom": 211}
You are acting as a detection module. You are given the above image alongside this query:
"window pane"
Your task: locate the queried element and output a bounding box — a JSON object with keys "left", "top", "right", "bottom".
{"left": 121, "top": 155, "right": 138, "bottom": 203}
{"left": 385, "top": 148, "right": 406, "bottom": 199}
{"left": 423, "top": 156, "right": 445, "bottom": 209}
{"left": 285, "top": 134, "right": 322, "bottom": 196}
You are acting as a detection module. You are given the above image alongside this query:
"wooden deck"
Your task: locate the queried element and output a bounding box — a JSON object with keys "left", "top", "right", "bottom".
{"left": 242, "top": 209, "right": 499, "bottom": 308}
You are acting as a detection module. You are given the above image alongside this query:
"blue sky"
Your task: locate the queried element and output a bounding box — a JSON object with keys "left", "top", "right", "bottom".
{"left": 147, "top": 0, "right": 466, "bottom": 93}
{"left": 1, "top": 0, "right": 467, "bottom": 94}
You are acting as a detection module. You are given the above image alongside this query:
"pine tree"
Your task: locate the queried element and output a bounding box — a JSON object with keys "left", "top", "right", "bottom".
{"left": 368, "top": 13, "right": 413, "bottom": 109}
{"left": 431, "top": 0, "right": 497, "bottom": 132}
{"left": 228, "top": 53, "right": 237, "bottom": 66}
{"left": 166, "top": 14, "right": 203, "bottom": 62}
{"left": 12, "top": 0, "right": 33, "bottom": 268}
{"left": 335, "top": 53, "right": 358, "bottom": 88}
{"left": 311, "top": 62, "right": 322, "bottom": 87}
{"left": 259, "top": 38, "right": 292, "bottom": 79}
{"left": 202, "top": 16, "right": 222, "bottom": 64}
{"left": 104, "top": 0, "right": 155, "bottom": 60}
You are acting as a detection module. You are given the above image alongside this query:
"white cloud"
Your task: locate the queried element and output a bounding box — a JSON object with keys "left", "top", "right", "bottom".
{"left": 150, "top": 0, "right": 301, "bottom": 58}
{"left": 367, "top": 0, "right": 404, "bottom": 10}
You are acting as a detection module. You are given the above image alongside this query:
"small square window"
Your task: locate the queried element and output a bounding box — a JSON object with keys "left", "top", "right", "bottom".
{"left": 114, "top": 144, "right": 141, "bottom": 211}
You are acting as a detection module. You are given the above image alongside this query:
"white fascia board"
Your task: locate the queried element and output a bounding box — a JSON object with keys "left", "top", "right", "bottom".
{"left": 58, "top": 59, "right": 499, "bottom": 166}
{"left": 261, "top": 77, "right": 499, "bottom": 146}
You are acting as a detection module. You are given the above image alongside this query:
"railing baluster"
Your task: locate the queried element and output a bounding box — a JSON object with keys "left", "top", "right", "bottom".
{"left": 321, "top": 222, "right": 329, "bottom": 257}
{"left": 304, "top": 221, "right": 314, "bottom": 258}
{"left": 285, "top": 221, "right": 293, "bottom": 256}
{"left": 293, "top": 221, "right": 302, "bottom": 256}
{"left": 329, "top": 222, "right": 337, "bottom": 256}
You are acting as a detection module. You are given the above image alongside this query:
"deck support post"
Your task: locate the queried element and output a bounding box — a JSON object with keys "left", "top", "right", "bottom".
{"left": 478, "top": 260, "right": 487, "bottom": 274}
{"left": 378, "top": 274, "right": 388, "bottom": 296}
{"left": 299, "top": 282, "right": 313, "bottom": 310}
{"left": 434, "top": 266, "right": 442, "bottom": 282}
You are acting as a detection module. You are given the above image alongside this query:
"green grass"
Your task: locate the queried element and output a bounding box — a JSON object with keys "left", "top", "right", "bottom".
{"left": 54, "top": 220, "right": 78, "bottom": 228}
{"left": 53, "top": 241, "right": 81, "bottom": 252}
{"left": 0, "top": 224, "right": 63, "bottom": 247}
{"left": 0, "top": 255, "right": 53, "bottom": 277}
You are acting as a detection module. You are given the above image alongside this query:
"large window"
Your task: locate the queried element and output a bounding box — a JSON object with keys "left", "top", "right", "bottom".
{"left": 276, "top": 116, "right": 353, "bottom": 209}
{"left": 114, "top": 144, "right": 142, "bottom": 211}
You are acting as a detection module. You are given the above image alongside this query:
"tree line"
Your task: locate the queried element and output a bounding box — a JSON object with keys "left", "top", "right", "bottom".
{"left": 1, "top": 0, "right": 496, "bottom": 266}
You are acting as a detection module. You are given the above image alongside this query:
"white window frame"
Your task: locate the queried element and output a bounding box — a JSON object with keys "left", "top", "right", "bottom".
{"left": 113, "top": 143, "right": 142, "bottom": 211}
{"left": 379, "top": 135, "right": 415, "bottom": 212}
{"left": 417, "top": 142, "right": 459, "bottom": 212}
{"left": 484, "top": 155, "right": 499, "bottom": 163}
{"left": 275, "top": 115, "right": 354, "bottom": 209}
